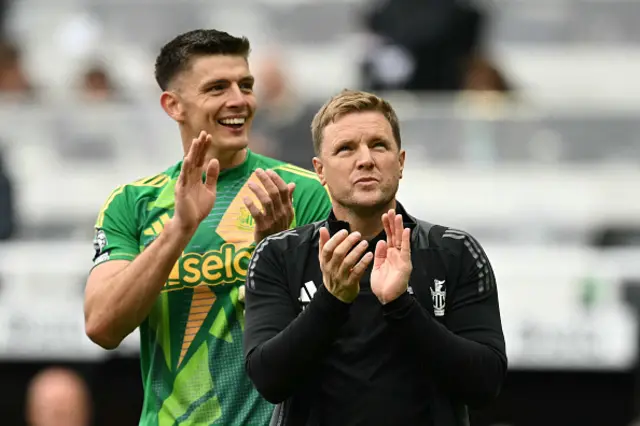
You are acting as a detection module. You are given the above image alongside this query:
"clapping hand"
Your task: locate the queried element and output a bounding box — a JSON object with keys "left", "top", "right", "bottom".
{"left": 243, "top": 169, "right": 296, "bottom": 244}
{"left": 371, "top": 210, "right": 413, "bottom": 305}
{"left": 319, "top": 228, "right": 374, "bottom": 303}
{"left": 172, "top": 131, "right": 220, "bottom": 234}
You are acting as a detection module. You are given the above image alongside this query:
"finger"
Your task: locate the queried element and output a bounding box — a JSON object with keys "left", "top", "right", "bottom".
{"left": 373, "top": 240, "right": 387, "bottom": 269}
{"left": 284, "top": 182, "right": 296, "bottom": 224}
{"left": 266, "top": 169, "right": 291, "bottom": 206}
{"left": 180, "top": 132, "right": 207, "bottom": 186}
{"left": 248, "top": 181, "right": 274, "bottom": 217}
{"left": 330, "top": 232, "right": 363, "bottom": 268}
{"left": 243, "top": 196, "right": 264, "bottom": 223}
{"left": 401, "top": 227, "right": 411, "bottom": 258}
{"left": 193, "top": 131, "right": 208, "bottom": 169}
{"left": 340, "top": 239, "right": 369, "bottom": 275}
{"left": 287, "top": 182, "right": 296, "bottom": 201}
{"left": 387, "top": 210, "right": 396, "bottom": 247}
{"left": 204, "top": 158, "right": 220, "bottom": 192}
{"left": 319, "top": 227, "right": 330, "bottom": 257}
{"left": 395, "top": 214, "right": 404, "bottom": 249}
{"left": 321, "top": 229, "right": 349, "bottom": 263}
{"left": 256, "top": 169, "right": 283, "bottom": 211}
{"left": 382, "top": 212, "right": 393, "bottom": 248}
{"left": 350, "top": 252, "right": 374, "bottom": 281}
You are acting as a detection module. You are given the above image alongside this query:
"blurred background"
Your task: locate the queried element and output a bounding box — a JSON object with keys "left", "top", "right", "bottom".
{"left": 1, "top": 0, "right": 640, "bottom": 425}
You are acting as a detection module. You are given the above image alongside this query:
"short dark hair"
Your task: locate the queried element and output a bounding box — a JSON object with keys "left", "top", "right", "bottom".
{"left": 154, "top": 29, "right": 251, "bottom": 91}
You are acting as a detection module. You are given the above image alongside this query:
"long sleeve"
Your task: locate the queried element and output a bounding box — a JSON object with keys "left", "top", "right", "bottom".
{"left": 382, "top": 234, "right": 507, "bottom": 407}
{"left": 243, "top": 238, "right": 350, "bottom": 404}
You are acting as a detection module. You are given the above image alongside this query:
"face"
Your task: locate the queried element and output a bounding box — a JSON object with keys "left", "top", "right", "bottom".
{"left": 313, "top": 111, "right": 405, "bottom": 214}
{"left": 162, "top": 54, "right": 257, "bottom": 152}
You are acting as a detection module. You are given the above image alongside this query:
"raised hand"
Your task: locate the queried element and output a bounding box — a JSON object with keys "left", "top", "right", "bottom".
{"left": 173, "top": 131, "right": 220, "bottom": 234}
{"left": 318, "top": 228, "right": 374, "bottom": 303}
{"left": 243, "top": 168, "right": 296, "bottom": 244}
{"left": 371, "top": 210, "right": 413, "bottom": 305}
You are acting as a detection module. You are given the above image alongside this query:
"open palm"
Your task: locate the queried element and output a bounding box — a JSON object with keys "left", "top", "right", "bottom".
{"left": 371, "top": 210, "right": 413, "bottom": 305}
{"left": 174, "top": 131, "right": 220, "bottom": 233}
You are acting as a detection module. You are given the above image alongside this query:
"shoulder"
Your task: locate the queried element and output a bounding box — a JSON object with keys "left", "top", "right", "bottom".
{"left": 418, "top": 221, "right": 488, "bottom": 259}
{"left": 96, "top": 163, "right": 178, "bottom": 225}
{"left": 253, "top": 152, "right": 322, "bottom": 187}
{"left": 252, "top": 222, "right": 321, "bottom": 259}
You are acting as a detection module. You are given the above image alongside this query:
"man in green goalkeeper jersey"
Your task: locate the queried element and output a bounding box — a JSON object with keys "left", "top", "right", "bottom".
{"left": 83, "top": 29, "right": 331, "bottom": 426}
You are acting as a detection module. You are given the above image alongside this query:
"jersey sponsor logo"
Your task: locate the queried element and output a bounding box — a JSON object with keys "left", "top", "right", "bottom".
{"left": 163, "top": 243, "right": 253, "bottom": 292}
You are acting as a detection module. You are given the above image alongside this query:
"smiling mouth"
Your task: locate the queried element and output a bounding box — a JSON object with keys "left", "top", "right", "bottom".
{"left": 217, "top": 117, "right": 246, "bottom": 129}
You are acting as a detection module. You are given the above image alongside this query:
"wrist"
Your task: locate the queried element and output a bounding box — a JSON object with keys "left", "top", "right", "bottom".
{"left": 164, "top": 218, "right": 197, "bottom": 245}
{"left": 326, "top": 286, "right": 358, "bottom": 304}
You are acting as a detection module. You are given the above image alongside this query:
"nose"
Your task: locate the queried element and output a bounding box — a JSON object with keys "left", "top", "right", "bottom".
{"left": 226, "top": 83, "right": 248, "bottom": 108}
{"left": 355, "top": 146, "right": 374, "bottom": 169}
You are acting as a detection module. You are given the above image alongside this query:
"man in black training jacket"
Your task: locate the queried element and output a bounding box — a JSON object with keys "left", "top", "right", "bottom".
{"left": 243, "top": 89, "right": 507, "bottom": 426}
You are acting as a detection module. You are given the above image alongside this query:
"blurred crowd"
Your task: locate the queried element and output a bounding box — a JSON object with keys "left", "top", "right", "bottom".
{"left": 0, "top": 0, "right": 514, "bottom": 243}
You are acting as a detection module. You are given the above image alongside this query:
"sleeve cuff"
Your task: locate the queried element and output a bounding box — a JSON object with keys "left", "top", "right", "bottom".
{"left": 382, "top": 292, "right": 416, "bottom": 320}
{"left": 312, "top": 285, "right": 352, "bottom": 316}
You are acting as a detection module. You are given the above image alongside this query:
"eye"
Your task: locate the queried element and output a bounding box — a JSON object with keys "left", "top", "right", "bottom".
{"left": 208, "top": 84, "right": 226, "bottom": 93}
{"left": 373, "top": 140, "right": 388, "bottom": 149}
{"left": 336, "top": 145, "right": 352, "bottom": 154}
{"left": 240, "top": 82, "right": 254, "bottom": 92}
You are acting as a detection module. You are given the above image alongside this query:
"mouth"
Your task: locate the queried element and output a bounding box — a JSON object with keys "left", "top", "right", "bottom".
{"left": 217, "top": 116, "right": 247, "bottom": 130}
{"left": 354, "top": 177, "right": 379, "bottom": 184}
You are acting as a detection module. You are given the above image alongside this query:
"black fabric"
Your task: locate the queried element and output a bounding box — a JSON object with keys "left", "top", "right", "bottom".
{"left": 244, "top": 201, "right": 507, "bottom": 426}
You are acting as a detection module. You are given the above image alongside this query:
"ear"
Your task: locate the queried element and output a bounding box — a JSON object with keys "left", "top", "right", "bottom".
{"left": 312, "top": 157, "right": 326, "bottom": 185}
{"left": 160, "top": 91, "right": 184, "bottom": 122}
{"left": 398, "top": 149, "right": 406, "bottom": 179}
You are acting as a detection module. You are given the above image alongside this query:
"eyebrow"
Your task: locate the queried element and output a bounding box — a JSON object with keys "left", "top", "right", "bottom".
{"left": 201, "top": 75, "right": 254, "bottom": 89}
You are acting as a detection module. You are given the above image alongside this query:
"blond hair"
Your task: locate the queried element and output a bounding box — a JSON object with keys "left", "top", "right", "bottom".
{"left": 310, "top": 89, "right": 401, "bottom": 155}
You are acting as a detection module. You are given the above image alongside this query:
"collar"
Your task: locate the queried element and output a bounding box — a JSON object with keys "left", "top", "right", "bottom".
{"left": 326, "top": 200, "right": 417, "bottom": 237}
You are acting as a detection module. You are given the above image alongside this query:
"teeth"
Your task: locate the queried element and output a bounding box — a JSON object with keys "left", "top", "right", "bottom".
{"left": 219, "top": 118, "right": 245, "bottom": 125}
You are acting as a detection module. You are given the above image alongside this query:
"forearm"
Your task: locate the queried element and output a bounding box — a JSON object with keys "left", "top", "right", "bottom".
{"left": 246, "top": 286, "right": 349, "bottom": 403}
{"left": 86, "top": 219, "right": 193, "bottom": 347}
{"left": 383, "top": 293, "right": 506, "bottom": 405}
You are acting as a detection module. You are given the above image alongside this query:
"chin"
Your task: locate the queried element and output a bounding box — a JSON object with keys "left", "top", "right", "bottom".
{"left": 220, "top": 135, "right": 250, "bottom": 151}
{"left": 347, "top": 191, "right": 393, "bottom": 212}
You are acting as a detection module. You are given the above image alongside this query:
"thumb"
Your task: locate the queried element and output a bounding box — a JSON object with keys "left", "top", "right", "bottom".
{"left": 373, "top": 240, "right": 387, "bottom": 269}
{"left": 204, "top": 158, "right": 220, "bottom": 191}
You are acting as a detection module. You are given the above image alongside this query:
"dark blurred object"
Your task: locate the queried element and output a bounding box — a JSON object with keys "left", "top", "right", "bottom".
{"left": 360, "top": 0, "right": 488, "bottom": 92}
{"left": 591, "top": 225, "right": 640, "bottom": 248}
{"left": 0, "top": 145, "right": 15, "bottom": 240}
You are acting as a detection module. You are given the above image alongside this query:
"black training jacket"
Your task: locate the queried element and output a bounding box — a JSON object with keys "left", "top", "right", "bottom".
{"left": 243, "top": 202, "right": 507, "bottom": 426}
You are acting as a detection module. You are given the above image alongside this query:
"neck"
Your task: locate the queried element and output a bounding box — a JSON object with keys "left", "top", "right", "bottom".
{"left": 332, "top": 199, "right": 397, "bottom": 241}
{"left": 208, "top": 147, "right": 247, "bottom": 170}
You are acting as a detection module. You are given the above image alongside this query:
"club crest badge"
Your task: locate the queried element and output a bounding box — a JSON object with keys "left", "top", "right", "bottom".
{"left": 431, "top": 279, "right": 446, "bottom": 317}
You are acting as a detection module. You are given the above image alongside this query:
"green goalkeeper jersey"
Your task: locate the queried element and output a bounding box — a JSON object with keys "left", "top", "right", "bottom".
{"left": 92, "top": 150, "right": 332, "bottom": 426}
